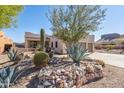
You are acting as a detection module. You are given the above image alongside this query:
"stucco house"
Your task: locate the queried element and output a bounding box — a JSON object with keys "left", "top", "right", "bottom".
{"left": 25, "top": 32, "right": 95, "bottom": 54}
{"left": 0, "top": 31, "right": 13, "bottom": 54}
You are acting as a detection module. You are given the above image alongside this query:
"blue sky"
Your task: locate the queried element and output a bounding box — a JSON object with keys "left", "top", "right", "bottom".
{"left": 3, "top": 5, "right": 124, "bottom": 43}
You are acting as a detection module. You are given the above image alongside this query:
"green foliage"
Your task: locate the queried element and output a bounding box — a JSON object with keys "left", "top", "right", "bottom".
{"left": 67, "top": 43, "right": 88, "bottom": 66}
{"left": 33, "top": 51, "right": 49, "bottom": 68}
{"left": 0, "top": 67, "right": 21, "bottom": 88}
{"left": 106, "top": 45, "right": 114, "bottom": 51}
{"left": 47, "top": 5, "right": 106, "bottom": 45}
{"left": 7, "top": 49, "right": 18, "bottom": 61}
{"left": 0, "top": 5, "right": 23, "bottom": 29}
{"left": 40, "top": 28, "right": 45, "bottom": 51}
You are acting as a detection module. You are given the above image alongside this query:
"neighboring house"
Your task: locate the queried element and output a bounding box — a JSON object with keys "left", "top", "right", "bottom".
{"left": 0, "top": 31, "right": 13, "bottom": 54}
{"left": 25, "top": 32, "right": 95, "bottom": 54}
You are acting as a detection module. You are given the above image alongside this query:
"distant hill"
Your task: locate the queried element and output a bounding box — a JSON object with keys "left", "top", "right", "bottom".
{"left": 14, "top": 42, "right": 25, "bottom": 48}
{"left": 96, "top": 33, "right": 122, "bottom": 44}
{"left": 101, "top": 33, "right": 120, "bottom": 41}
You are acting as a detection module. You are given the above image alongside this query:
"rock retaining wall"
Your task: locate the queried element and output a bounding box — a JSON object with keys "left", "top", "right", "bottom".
{"left": 37, "top": 62, "right": 104, "bottom": 88}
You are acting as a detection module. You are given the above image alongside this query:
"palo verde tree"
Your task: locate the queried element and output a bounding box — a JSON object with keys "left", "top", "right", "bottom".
{"left": 47, "top": 5, "right": 106, "bottom": 46}
{"left": 0, "top": 5, "right": 23, "bottom": 30}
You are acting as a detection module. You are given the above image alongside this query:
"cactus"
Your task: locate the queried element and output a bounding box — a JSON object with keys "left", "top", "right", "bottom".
{"left": 66, "top": 43, "right": 89, "bottom": 66}
{"left": 0, "top": 67, "right": 22, "bottom": 88}
{"left": 40, "top": 28, "right": 45, "bottom": 51}
{"left": 33, "top": 51, "right": 49, "bottom": 68}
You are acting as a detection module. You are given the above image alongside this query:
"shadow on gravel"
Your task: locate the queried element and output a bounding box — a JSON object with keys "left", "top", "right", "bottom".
{"left": 17, "top": 67, "right": 40, "bottom": 80}
{"left": 26, "top": 76, "right": 39, "bottom": 88}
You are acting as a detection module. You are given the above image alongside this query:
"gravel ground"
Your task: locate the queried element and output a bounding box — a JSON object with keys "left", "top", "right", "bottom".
{"left": 82, "top": 65, "right": 124, "bottom": 88}
{"left": 1, "top": 54, "right": 124, "bottom": 88}
{"left": 0, "top": 54, "right": 9, "bottom": 63}
{"left": 11, "top": 63, "right": 124, "bottom": 88}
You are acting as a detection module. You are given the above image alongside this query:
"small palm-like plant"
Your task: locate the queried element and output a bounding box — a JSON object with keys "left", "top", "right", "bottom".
{"left": 67, "top": 43, "right": 89, "bottom": 66}
{"left": 0, "top": 67, "right": 22, "bottom": 88}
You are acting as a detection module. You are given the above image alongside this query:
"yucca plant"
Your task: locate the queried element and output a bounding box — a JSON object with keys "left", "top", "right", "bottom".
{"left": 6, "top": 49, "right": 18, "bottom": 61}
{"left": 0, "top": 66, "right": 22, "bottom": 88}
{"left": 67, "top": 43, "right": 89, "bottom": 66}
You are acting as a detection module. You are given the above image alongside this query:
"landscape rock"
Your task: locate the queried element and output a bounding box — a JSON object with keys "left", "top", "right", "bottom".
{"left": 32, "top": 61, "right": 104, "bottom": 88}
{"left": 43, "top": 81, "right": 52, "bottom": 87}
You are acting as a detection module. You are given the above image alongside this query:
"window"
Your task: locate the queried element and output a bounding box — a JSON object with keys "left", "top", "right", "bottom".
{"left": 51, "top": 42, "right": 53, "bottom": 48}
{"left": 55, "top": 41, "right": 58, "bottom": 48}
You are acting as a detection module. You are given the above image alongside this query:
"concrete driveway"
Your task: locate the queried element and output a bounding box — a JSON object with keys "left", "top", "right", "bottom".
{"left": 88, "top": 52, "right": 124, "bottom": 68}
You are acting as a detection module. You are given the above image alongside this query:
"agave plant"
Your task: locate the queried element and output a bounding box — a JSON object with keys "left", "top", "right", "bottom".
{"left": 66, "top": 43, "right": 89, "bottom": 66}
{"left": 0, "top": 67, "right": 22, "bottom": 88}
{"left": 6, "top": 49, "right": 23, "bottom": 62}
{"left": 6, "top": 49, "right": 18, "bottom": 61}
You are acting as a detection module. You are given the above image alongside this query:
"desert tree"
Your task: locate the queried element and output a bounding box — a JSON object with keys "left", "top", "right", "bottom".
{"left": 47, "top": 5, "right": 106, "bottom": 46}
{"left": 0, "top": 5, "right": 23, "bottom": 30}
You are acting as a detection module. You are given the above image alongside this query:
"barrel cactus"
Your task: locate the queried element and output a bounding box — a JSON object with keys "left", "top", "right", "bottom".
{"left": 33, "top": 51, "right": 49, "bottom": 68}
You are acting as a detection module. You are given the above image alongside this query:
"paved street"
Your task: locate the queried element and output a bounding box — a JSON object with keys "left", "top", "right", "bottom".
{"left": 88, "top": 52, "right": 124, "bottom": 68}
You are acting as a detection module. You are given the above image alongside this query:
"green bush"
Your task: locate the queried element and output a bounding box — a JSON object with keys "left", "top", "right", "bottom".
{"left": 106, "top": 45, "right": 114, "bottom": 51}
{"left": 33, "top": 51, "right": 49, "bottom": 68}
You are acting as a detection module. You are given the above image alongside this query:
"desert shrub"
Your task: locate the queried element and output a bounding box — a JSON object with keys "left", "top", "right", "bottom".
{"left": 67, "top": 43, "right": 89, "bottom": 66}
{"left": 33, "top": 51, "right": 49, "bottom": 68}
{"left": 106, "top": 45, "right": 114, "bottom": 51}
{"left": 45, "top": 47, "right": 54, "bottom": 58}
{"left": 95, "top": 59, "right": 105, "bottom": 67}
{"left": 48, "top": 51, "right": 54, "bottom": 58}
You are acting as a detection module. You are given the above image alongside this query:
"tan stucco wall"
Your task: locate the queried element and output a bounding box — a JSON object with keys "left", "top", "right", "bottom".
{"left": 0, "top": 31, "right": 13, "bottom": 54}
{"left": 50, "top": 35, "right": 95, "bottom": 54}
{"left": 50, "top": 37, "right": 66, "bottom": 54}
